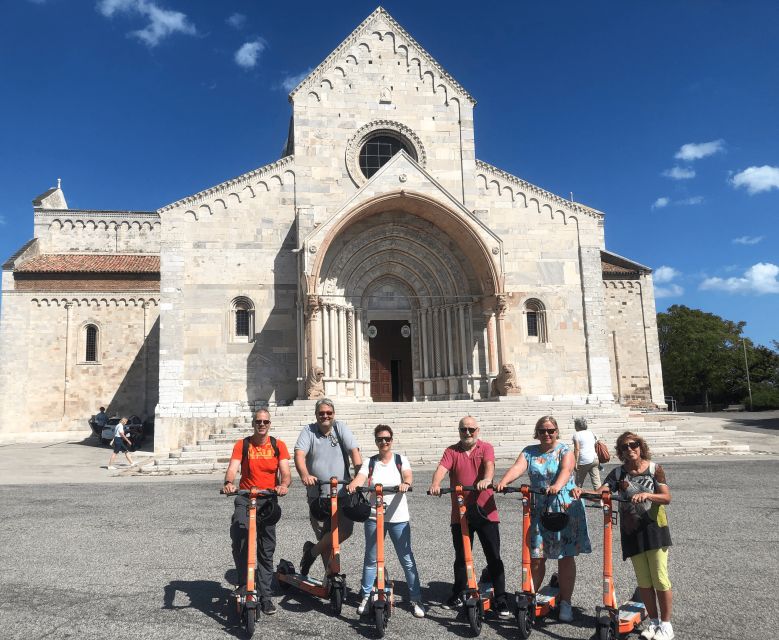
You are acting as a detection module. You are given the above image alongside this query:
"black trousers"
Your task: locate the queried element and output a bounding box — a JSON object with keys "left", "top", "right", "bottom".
{"left": 230, "top": 496, "right": 277, "bottom": 598}
{"left": 450, "top": 521, "right": 506, "bottom": 601}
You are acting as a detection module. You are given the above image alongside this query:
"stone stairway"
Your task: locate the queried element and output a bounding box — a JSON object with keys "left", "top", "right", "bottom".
{"left": 139, "top": 400, "right": 750, "bottom": 475}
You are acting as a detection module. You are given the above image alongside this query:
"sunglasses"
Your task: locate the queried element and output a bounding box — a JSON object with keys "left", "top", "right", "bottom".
{"left": 537, "top": 428, "right": 557, "bottom": 435}
{"left": 318, "top": 411, "right": 334, "bottom": 417}
{"left": 459, "top": 427, "right": 478, "bottom": 435}
{"left": 619, "top": 441, "right": 641, "bottom": 452}
{"left": 375, "top": 436, "right": 392, "bottom": 443}
{"left": 253, "top": 420, "right": 271, "bottom": 426}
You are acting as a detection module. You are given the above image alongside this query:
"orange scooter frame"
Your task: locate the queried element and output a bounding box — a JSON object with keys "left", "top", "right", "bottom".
{"left": 275, "top": 477, "right": 347, "bottom": 615}
{"left": 221, "top": 487, "right": 276, "bottom": 638}
{"left": 434, "top": 485, "right": 494, "bottom": 637}
{"left": 580, "top": 490, "right": 646, "bottom": 640}
{"left": 499, "top": 485, "right": 560, "bottom": 639}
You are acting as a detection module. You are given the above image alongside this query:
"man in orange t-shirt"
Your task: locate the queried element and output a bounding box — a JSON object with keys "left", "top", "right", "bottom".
{"left": 223, "top": 408, "right": 291, "bottom": 615}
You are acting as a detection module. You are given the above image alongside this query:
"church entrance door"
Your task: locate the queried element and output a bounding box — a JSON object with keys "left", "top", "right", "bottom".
{"left": 368, "top": 320, "right": 413, "bottom": 402}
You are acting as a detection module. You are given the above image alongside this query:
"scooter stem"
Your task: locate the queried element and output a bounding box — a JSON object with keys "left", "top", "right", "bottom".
{"left": 328, "top": 476, "right": 341, "bottom": 575}
{"left": 520, "top": 485, "right": 535, "bottom": 594}
{"left": 376, "top": 483, "right": 386, "bottom": 595}
{"left": 602, "top": 490, "right": 617, "bottom": 609}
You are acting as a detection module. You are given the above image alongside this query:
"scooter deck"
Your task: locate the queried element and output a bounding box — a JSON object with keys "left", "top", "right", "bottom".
{"left": 617, "top": 599, "right": 646, "bottom": 633}
{"left": 534, "top": 584, "right": 559, "bottom": 615}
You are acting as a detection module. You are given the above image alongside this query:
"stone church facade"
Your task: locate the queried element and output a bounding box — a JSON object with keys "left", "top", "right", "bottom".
{"left": 0, "top": 8, "right": 664, "bottom": 451}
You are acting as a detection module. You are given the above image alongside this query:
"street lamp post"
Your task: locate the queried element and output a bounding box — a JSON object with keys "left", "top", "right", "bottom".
{"left": 741, "top": 338, "right": 753, "bottom": 411}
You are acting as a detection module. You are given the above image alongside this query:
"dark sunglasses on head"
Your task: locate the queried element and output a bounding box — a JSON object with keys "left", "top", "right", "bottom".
{"left": 537, "top": 428, "right": 557, "bottom": 435}
{"left": 254, "top": 419, "right": 271, "bottom": 426}
{"left": 619, "top": 441, "right": 641, "bottom": 452}
{"left": 375, "top": 436, "right": 392, "bottom": 443}
{"left": 318, "top": 411, "right": 334, "bottom": 417}
{"left": 459, "top": 427, "right": 477, "bottom": 435}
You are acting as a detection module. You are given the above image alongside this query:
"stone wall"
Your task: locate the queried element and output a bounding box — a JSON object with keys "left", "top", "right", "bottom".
{"left": 34, "top": 210, "right": 161, "bottom": 254}
{"left": 0, "top": 292, "right": 159, "bottom": 437}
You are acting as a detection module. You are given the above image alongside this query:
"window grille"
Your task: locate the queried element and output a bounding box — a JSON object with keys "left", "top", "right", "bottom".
{"left": 85, "top": 325, "right": 98, "bottom": 362}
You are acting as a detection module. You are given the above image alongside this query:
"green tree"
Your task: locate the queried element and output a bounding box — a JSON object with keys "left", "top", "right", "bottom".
{"left": 657, "top": 305, "right": 754, "bottom": 408}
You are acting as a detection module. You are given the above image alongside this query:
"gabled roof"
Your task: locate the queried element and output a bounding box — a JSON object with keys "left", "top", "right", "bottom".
{"left": 15, "top": 254, "right": 160, "bottom": 274}
{"left": 289, "top": 6, "right": 475, "bottom": 105}
{"left": 601, "top": 250, "right": 651, "bottom": 277}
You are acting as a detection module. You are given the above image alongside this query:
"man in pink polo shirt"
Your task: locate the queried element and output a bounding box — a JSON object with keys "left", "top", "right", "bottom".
{"left": 429, "top": 416, "right": 510, "bottom": 619}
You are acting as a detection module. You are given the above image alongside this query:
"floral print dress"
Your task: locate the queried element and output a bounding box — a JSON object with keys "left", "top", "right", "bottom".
{"left": 522, "top": 443, "right": 592, "bottom": 560}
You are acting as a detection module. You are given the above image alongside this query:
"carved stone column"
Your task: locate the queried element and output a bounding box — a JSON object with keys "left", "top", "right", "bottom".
{"left": 484, "top": 310, "right": 497, "bottom": 376}
{"left": 354, "top": 307, "right": 363, "bottom": 380}
{"left": 304, "top": 294, "right": 321, "bottom": 379}
{"left": 420, "top": 309, "right": 430, "bottom": 377}
{"left": 444, "top": 305, "right": 454, "bottom": 376}
{"left": 433, "top": 307, "right": 442, "bottom": 378}
{"left": 321, "top": 303, "right": 331, "bottom": 377}
{"left": 346, "top": 308, "right": 354, "bottom": 379}
{"left": 495, "top": 293, "right": 508, "bottom": 367}
{"left": 458, "top": 303, "right": 469, "bottom": 375}
{"left": 337, "top": 306, "right": 346, "bottom": 378}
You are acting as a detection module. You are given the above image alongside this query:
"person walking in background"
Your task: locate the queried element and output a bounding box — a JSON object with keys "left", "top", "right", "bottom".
{"left": 347, "top": 424, "right": 424, "bottom": 618}
{"left": 496, "top": 415, "right": 591, "bottom": 623}
{"left": 107, "top": 417, "right": 134, "bottom": 470}
{"left": 572, "top": 417, "right": 601, "bottom": 489}
{"left": 575, "top": 432, "right": 674, "bottom": 640}
{"left": 428, "top": 416, "right": 511, "bottom": 619}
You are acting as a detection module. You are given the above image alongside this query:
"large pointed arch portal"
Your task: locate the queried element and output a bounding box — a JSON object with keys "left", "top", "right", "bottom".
{"left": 301, "top": 191, "right": 506, "bottom": 401}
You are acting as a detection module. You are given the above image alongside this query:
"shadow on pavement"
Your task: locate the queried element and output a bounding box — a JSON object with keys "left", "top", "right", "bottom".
{"left": 163, "top": 579, "right": 242, "bottom": 637}
{"left": 725, "top": 416, "right": 779, "bottom": 431}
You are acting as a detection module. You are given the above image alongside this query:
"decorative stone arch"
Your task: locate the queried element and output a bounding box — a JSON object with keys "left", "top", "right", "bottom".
{"left": 230, "top": 296, "right": 255, "bottom": 343}
{"left": 301, "top": 191, "right": 505, "bottom": 401}
{"left": 79, "top": 320, "right": 102, "bottom": 364}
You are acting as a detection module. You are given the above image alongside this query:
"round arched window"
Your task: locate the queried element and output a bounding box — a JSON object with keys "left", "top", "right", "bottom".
{"left": 358, "top": 134, "right": 415, "bottom": 178}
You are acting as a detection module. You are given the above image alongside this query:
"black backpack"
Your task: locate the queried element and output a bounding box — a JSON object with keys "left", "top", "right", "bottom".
{"left": 241, "top": 436, "right": 281, "bottom": 474}
{"left": 367, "top": 453, "right": 403, "bottom": 483}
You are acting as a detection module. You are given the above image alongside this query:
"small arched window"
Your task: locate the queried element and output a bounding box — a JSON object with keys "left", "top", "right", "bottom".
{"left": 85, "top": 324, "right": 99, "bottom": 362}
{"left": 231, "top": 297, "right": 255, "bottom": 343}
{"left": 524, "top": 299, "right": 548, "bottom": 343}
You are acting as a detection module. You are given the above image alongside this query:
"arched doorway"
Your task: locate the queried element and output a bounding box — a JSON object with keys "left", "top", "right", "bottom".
{"left": 301, "top": 192, "right": 505, "bottom": 401}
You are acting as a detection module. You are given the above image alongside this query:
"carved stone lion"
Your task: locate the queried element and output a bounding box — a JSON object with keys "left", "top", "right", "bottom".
{"left": 306, "top": 365, "right": 325, "bottom": 399}
{"left": 491, "top": 363, "right": 521, "bottom": 397}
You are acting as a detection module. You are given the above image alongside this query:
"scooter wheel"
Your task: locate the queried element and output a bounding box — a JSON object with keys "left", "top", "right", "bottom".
{"left": 598, "top": 621, "right": 616, "bottom": 640}
{"left": 466, "top": 604, "right": 482, "bottom": 637}
{"left": 244, "top": 608, "right": 257, "bottom": 637}
{"left": 373, "top": 603, "right": 388, "bottom": 638}
{"left": 330, "top": 586, "right": 344, "bottom": 615}
{"left": 516, "top": 605, "right": 533, "bottom": 639}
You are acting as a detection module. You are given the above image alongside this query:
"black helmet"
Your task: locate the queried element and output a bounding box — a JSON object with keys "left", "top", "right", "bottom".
{"left": 341, "top": 492, "right": 371, "bottom": 522}
{"left": 466, "top": 502, "right": 490, "bottom": 528}
{"left": 309, "top": 497, "right": 330, "bottom": 521}
{"left": 257, "top": 497, "right": 282, "bottom": 526}
{"left": 540, "top": 494, "right": 569, "bottom": 532}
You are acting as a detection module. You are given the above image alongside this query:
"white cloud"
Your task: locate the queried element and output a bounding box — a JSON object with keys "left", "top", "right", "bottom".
{"left": 732, "top": 235, "right": 764, "bottom": 245}
{"left": 730, "top": 165, "right": 779, "bottom": 195}
{"left": 235, "top": 39, "right": 268, "bottom": 69}
{"left": 677, "top": 196, "right": 704, "bottom": 206}
{"left": 0, "top": 214, "right": 6, "bottom": 225}
{"left": 662, "top": 166, "right": 696, "bottom": 180}
{"left": 655, "top": 283, "right": 684, "bottom": 298}
{"left": 651, "top": 197, "right": 670, "bottom": 210}
{"left": 654, "top": 266, "right": 680, "bottom": 284}
{"left": 700, "top": 263, "right": 779, "bottom": 295}
{"left": 281, "top": 68, "right": 313, "bottom": 92}
{"left": 226, "top": 13, "right": 246, "bottom": 29}
{"left": 96, "top": 0, "right": 196, "bottom": 47}
{"left": 674, "top": 139, "right": 725, "bottom": 162}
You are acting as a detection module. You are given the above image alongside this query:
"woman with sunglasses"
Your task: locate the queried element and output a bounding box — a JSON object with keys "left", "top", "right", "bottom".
{"left": 347, "top": 425, "right": 424, "bottom": 618}
{"left": 575, "top": 432, "right": 673, "bottom": 640}
{"left": 495, "top": 415, "right": 591, "bottom": 623}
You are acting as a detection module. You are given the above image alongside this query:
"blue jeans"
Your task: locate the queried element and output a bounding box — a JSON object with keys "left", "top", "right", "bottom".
{"left": 361, "top": 519, "right": 421, "bottom": 601}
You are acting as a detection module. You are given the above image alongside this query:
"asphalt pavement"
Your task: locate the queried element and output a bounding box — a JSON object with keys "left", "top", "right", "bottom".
{"left": 1, "top": 460, "right": 777, "bottom": 640}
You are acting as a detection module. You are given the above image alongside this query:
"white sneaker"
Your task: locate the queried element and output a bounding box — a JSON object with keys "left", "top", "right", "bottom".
{"left": 654, "top": 625, "right": 674, "bottom": 640}
{"left": 357, "top": 596, "right": 370, "bottom": 615}
{"left": 558, "top": 600, "right": 573, "bottom": 622}
{"left": 640, "top": 622, "right": 659, "bottom": 639}
{"left": 411, "top": 601, "right": 425, "bottom": 618}
{"left": 107, "top": 466, "right": 117, "bottom": 470}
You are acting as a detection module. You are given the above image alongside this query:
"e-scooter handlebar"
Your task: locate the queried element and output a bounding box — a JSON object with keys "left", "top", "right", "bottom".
{"left": 317, "top": 479, "right": 348, "bottom": 486}
{"left": 358, "top": 485, "right": 413, "bottom": 494}
{"left": 578, "top": 490, "right": 629, "bottom": 503}
{"left": 220, "top": 488, "right": 279, "bottom": 496}
{"left": 427, "top": 485, "right": 479, "bottom": 495}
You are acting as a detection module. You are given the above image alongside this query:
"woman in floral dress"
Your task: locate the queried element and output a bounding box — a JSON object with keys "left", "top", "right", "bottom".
{"left": 496, "top": 415, "right": 591, "bottom": 622}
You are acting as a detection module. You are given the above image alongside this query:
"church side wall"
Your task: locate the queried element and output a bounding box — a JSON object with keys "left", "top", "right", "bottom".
{"left": 156, "top": 170, "right": 298, "bottom": 452}
{"left": 0, "top": 292, "right": 159, "bottom": 438}
{"left": 34, "top": 212, "right": 161, "bottom": 254}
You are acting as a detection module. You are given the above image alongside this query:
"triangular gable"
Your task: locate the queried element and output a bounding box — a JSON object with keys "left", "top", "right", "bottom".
{"left": 289, "top": 6, "right": 475, "bottom": 106}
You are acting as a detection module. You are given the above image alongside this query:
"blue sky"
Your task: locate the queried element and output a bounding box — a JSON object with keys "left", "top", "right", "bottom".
{"left": 1, "top": 0, "right": 777, "bottom": 347}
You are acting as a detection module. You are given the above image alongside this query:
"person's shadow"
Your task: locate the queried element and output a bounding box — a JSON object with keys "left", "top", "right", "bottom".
{"left": 162, "top": 571, "right": 242, "bottom": 637}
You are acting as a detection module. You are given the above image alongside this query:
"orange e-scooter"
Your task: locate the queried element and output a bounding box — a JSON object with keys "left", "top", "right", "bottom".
{"left": 359, "top": 483, "right": 413, "bottom": 637}
{"left": 430, "top": 484, "right": 494, "bottom": 637}
{"left": 579, "top": 490, "right": 646, "bottom": 640}
{"left": 499, "top": 485, "right": 561, "bottom": 639}
{"left": 220, "top": 487, "right": 278, "bottom": 638}
{"left": 275, "top": 477, "right": 347, "bottom": 615}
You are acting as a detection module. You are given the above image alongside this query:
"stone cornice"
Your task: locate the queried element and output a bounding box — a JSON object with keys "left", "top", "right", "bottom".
{"left": 289, "top": 7, "right": 475, "bottom": 106}
{"left": 475, "top": 159, "right": 605, "bottom": 221}
{"left": 3, "top": 291, "right": 160, "bottom": 306}
{"left": 35, "top": 209, "right": 159, "bottom": 219}
{"left": 158, "top": 155, "right": 295, "bottom": 213}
